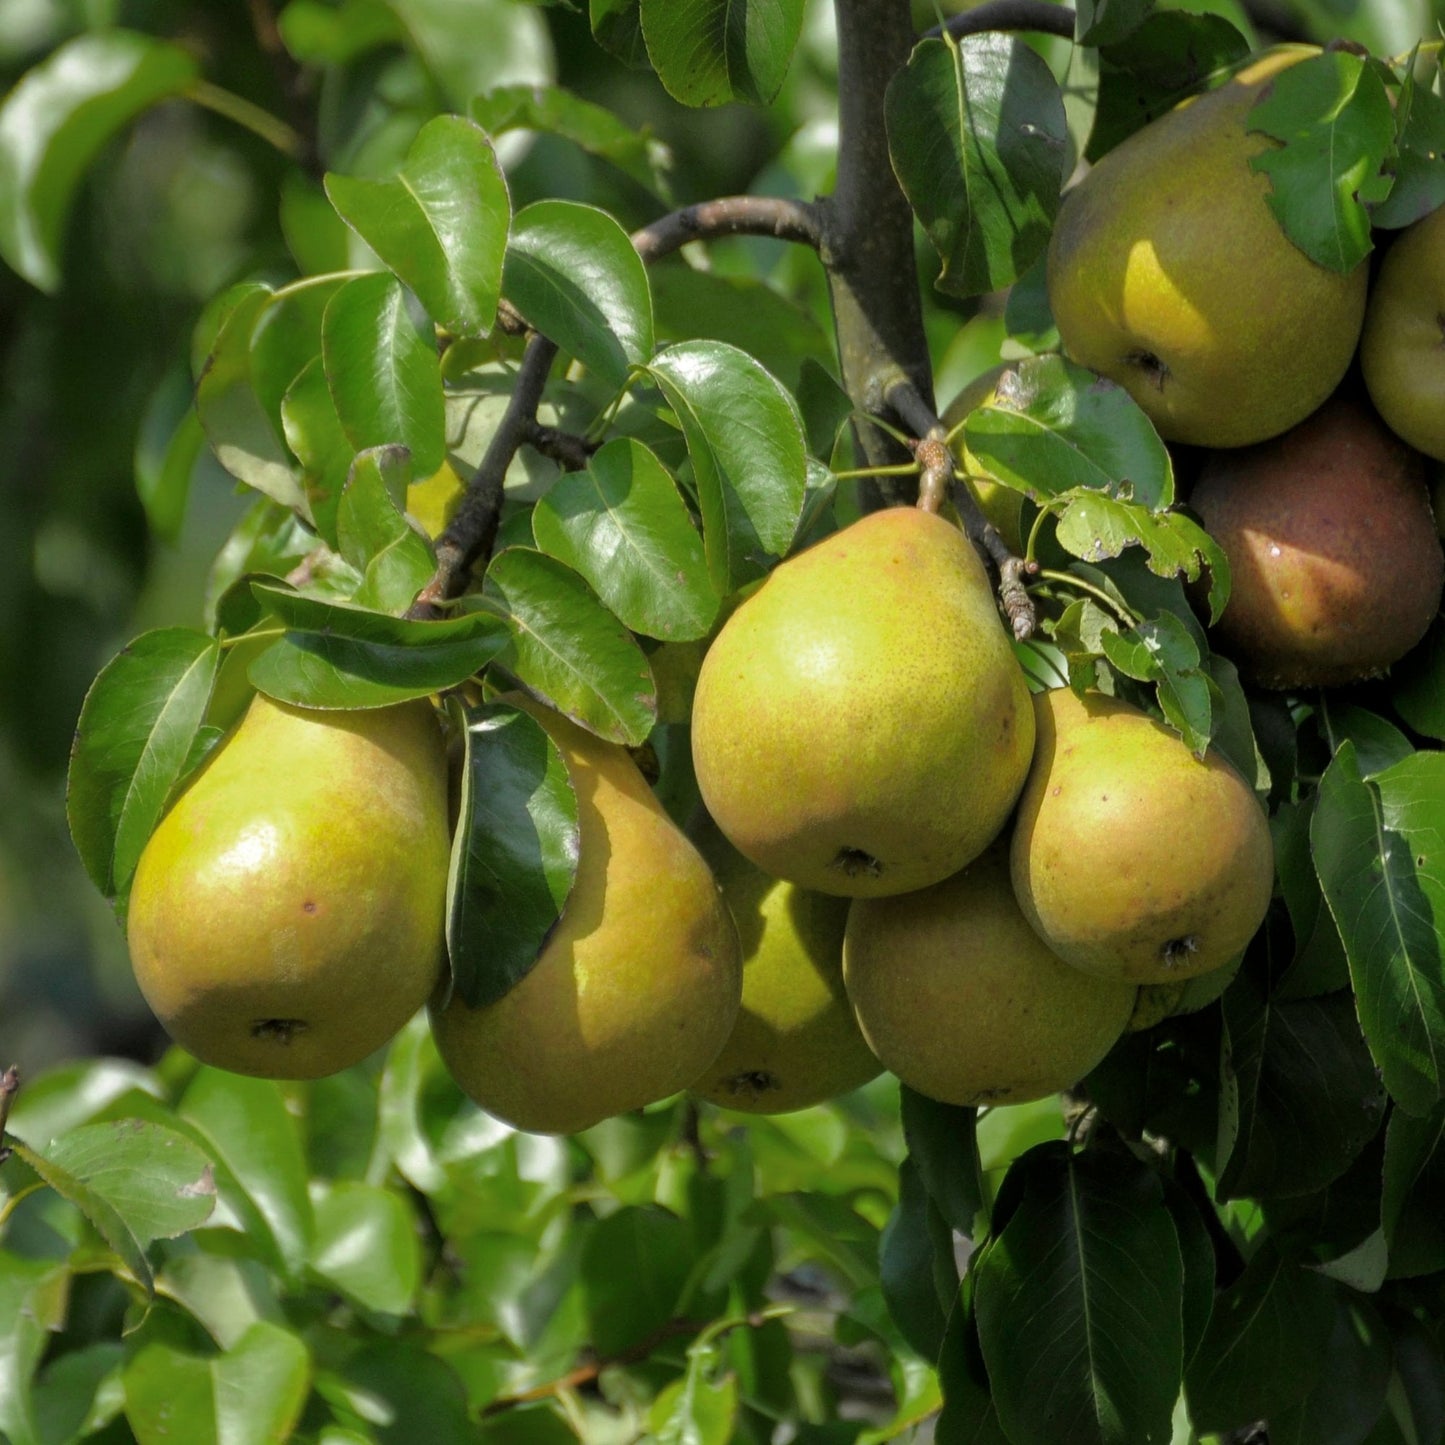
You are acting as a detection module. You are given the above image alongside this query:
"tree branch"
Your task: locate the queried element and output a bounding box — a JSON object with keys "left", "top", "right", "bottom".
{"left": 925, "top": 0, "right": 1077, "bottom": 41}
{"left": 632, "top": 195, "right": 823, "bottom": 264}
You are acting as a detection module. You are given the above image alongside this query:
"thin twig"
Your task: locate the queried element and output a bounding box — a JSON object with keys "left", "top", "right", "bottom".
{"left": 0, "top": 1066, "right": 20, "bottom": 1165}
{"left": 925, "top": 0, "right": 1076, "bottom": 41}
{"left": 524, "top": 421, "right": 596, "bottom": 472}
{"left": 632, "top": 195, "right": 824, "bottom": 264}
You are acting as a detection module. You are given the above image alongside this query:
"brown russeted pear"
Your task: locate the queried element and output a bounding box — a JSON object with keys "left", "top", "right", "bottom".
{"left": 429, "top": 703, "right": 741, "bottom": 1136}
{"left": 126, "top": 693, "right": 451, "bottom": 1079}
{"left": 688, "top": 815, "right": 880, "bottom": 1114}
{"left": 1047, "top": 47, "right": 1368, "bottom": 447}
{"left": 1190, "top": 393, "right": 1445, "bottom": 688}
{"left": 1011, "top": 689, "right": 1273, "bottom": 984}
{"left": 690, "top": 506, "right": 1035, "bottom": 898}
{"left": 843, "top": 844, "right": 1136, "bottom": 1107}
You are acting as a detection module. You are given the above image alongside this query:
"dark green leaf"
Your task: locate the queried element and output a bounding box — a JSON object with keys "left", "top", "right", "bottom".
{"left": 974, "top": 1142, "right": 1184, "bottom": 1445}
{"left": 648, "top": 340, "right": 807, "bottom": 594}
{"left": 1273, "top": 798, "right": 1350, "bottom": 1000}
{"left": 472, "top": 84, "right": 671, "bottom": 195}
{"left": 387, "top": 0, "right": 553, "bottom": 112}
{"left": 880, "top": 1157, "right": 958, "bottom": 1361}
{"left": 1373, "top": 71, "right": 1445, "bottom": 229}
{"left": 503, "top": 199, "right": 652, "bottom": 387}
{"left": 1270, "top": 1297, "right": 1392, "bottom": 1445}
{"left": 66, "top": 628, "right": 221, "bottom": 904}
{"left": 886, "top": 35, "right": 1067, "bottom": 297}
{"left": 335, "top": 446, "right": 436, "bottom": 614}
{"left": 1088, "top": 13, "right": 1250, "bottom": 162}
{"left": 0, "top": 31, "right": 199, "bottom": 291}
{"left": 446, "top": 700, "right": 580, "bottom": 1008}
{"left": 1216, "top": 972, "right": 1386, "bottom": 1199}
{"left": 478, "top": 546, "right": 657, "bottom": 745}
{"left": 1392, "top": 615, "right": 1445, "bottom": 742}
{"left": 936, "top": 1304, "right": 1010, "bottom": 1445}
{"left": 591, "top": 0, "right": 649, "bottom": 68}
{"left": 1160, "top": 1178, "right": 1214, "bottom": 1368}
{"left": 136, "top": 369, "right": 206, "bottom": 546}
{"left": 1313, "top": 743, "right": 1445, "bottom": 1115}
{"left": 326, "top": 116, "right": 509, "bottom": 337}
{"left": 899, "top": 1088, "right": 986, "bottom": 1239}
{"left": 328, "top": 1339, "right": 475, "bottom": 1445}
{"left": 1382, "top": 1102, "right": 1445, "bottom": 1278}
{"left": 322, "top": 272, "right": 446, "bottom": 478}
{"left": 581, "top": 1204, "right": 692, "bottom": 1355}
{"left": 309, "top": 1182, "right": 421, "bottom": 1315}
{"left": 1369, "top": 1313, "right": 1445, "bottom": 1445}
{"left": 122, "top": 1321, "right": 310, "bottom": 1445}
{"left": 248, "top": 581, "right": 508, "bottom": 709}
{"left": 531, "top": 438, "right": 719, "bottom": 641}
{"left": 1185, "top": 1242, "right": 1335, "bottom": 1431}
{"left": 0, "top": 1256, "right": 70, "bottom": 1445}
{"left": 31, "top": 1341, "right": 125, "bottom": 1445}
{"left": 1320, "top": 702, "right": 1415, "bottom": 780}
{"left": 1247, "top": 50, "right": 1393, "bottom": 274}
{"left": 1076, "top": 0, "right": 1154, "bottom": 47}
{"left": 639, "top": 0, "right": 804, "bottom": 107}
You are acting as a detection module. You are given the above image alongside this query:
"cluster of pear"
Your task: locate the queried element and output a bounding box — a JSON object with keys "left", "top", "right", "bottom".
{"left": 1045, "top": 43, "right": 1445, "bottom": 688}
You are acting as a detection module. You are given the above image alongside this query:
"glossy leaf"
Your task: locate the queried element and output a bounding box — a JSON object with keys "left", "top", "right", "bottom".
{"left": 309, "top": 1182, "right": 421, "bottom": 1315}
{"left": 503, "top": 199, "right": 652, "bottom": 387}
{"left": 899, "top": 1087, "right": 986, "bottom": 1239}
{"left": 1382, "top": 1101, "right": 1445, "bottom": 1278}
{"left": 639, "top": 0, "right": 804, "bottom": 106}
{"left": 0, "top": 30, "right": 198, "bottom": 290}
{"left": 445, "top": 699, "right": 580, "bottom": 1009}
{"left": 531, "top": 437, "right": 719, "bottom": 641}
{"left": 477, "top": 547, "right": 657, "bottom": 745}
{"left": 0, "top": 1256, "right": 69, "bottom": 1445}
{"left": 335, "top": 446, "right": 436, "bottom": 614}
{"left": 1373, "top": 71, "right": 1445, "bottom": 228}
{"left": 248, "top": 581, "right": 508, "bottom": 709}
{"left": 1247, "top": 49, "right": 1393, "bottom": 273}
{"left": 581, "top": 1204, "right": 693, "bottom": 1355}
{"left": 1185, "top": 1242, "right": 1335, "bottom": 1431}
{"left": 326, "top": 115, "right": 509, "bottom": 337}
{"left": 472, "top": 84, "right": 671, "bottom": 195}
{"left": 66, "top": 627, "right": 221, "bottom": 903}
{"left": 322, "top": 272, "right": 446, "bottom": 478}
{"left": 1313, "top": 743, "right": 1445, "bottom": 1115}
{"left": 974, "top": 1143, "right": 1184, "bottom": 1445}
{"left": 650, "top": 1337, "right": 740, "bottom": 1445}
{"left": 279, "top": 356, "right": 353, "bottom": 548}
{"left": 886, "top": 35, "right": 1067, "bottom": 297}
{"left": 122, "top": 1321, "right": 310, "bottom": 1445}
{"left": 1215, "top": 972, "right": 1386, "bottom": 1200}
{"left": 647, "top": 340, "right": 807, "bottom": 594}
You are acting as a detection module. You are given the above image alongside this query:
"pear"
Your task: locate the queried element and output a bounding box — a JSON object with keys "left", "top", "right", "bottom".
{"left": 1127, "top": 951, "right": 1243, "bottom": 1032}
{"left": 843, "top": 844, "right": 1135, "bottom": 1107}
{"left": 127, "top": 694, "right": 450, "bottom": 1079}
{"left": 1361, "top": 203, "right": 1445, "bottom": 462}
{"left": 1190, "top": 392, "right": 1444, "bottom": 688}
{"left": 688, "top": 816, "right": 880, "bottom": 1114}
{"left": 690, "top": 506, "right": 1035, "bottom": 898}
{"left": 941, "top": 365, "right": 1029, "bottom": 554}
{"left": 1010, "top": 689, "right": 1273, "bottom": 984}
{"left": 1047, "top": 47, "right": 1368, "bottom": 448}
{"left": 428, "top": 703, "right": 741, "bottom": 1135}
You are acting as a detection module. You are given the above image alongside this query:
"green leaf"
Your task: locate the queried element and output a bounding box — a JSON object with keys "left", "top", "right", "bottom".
{"left": 647, "top": 340, "right": 807, "bottom": 594}
{"left": 974, "top": 1142, "right": 1184, "bottom": 1445}
{"left": 581, "top": 1204, "right": 693, "bottom": 1355}
{"left": 1382, "top": 1101, "right": 1445, "bottom": 1278}
{"left": 445, "top": 699, "right": 580, "bottom": 1009}
{"left": 278, "top": 0, "right": 403, "bottom": 64}
{"left": 1392, "top": 616, "right": 1445, "bottom": 742}
{"left": 325, "top": 1339, "right": 475, "bottom": 1444}
{"left": 1076, "top": 0, "right": 1154, "bottom": 46}
{"left": 387, "top": 0, "right": 553, "bottom": 112}
{"left": 899, "top": 1087, "right": 986, "bottom": 1239}
{"left": 136, "top": 369, "right": 207, "bottom": 546}
{"left": 503, "top": 199, "right": 653, "bottom": 387}
{"left": 531, "top": 438, "right": 719, "bottom": 641}
{"left": 122, "top": 1321, "right": 310, "bottom": 1445}
{"left": 0, "top": 1255, "right": 69, "bottom": 1445}
{"left": 961, "top": 354, "right": 1174, "bottom": 508}
{"left": 1273, "top": 798, "right": 1351, "bottom": 1000}
{"left": 1087, "top": 13, "right": 1250, "bottom": 162}
{"left": 31, "top": 1341, "right": 126, "bottom": 1445}
{"left": 335, "top": 446, "right": 436, "bottom": 614}
{"left": 309, "top": 1182, "right": 421, "bottom": 1315}
{"left": 477, "top": 547, "right": 657, "bottom": 745}
{"left": 66, "top": 627, "right": 221, "bottom": 904}
{"left": 1159, "top": 1179, "right": 1214, "bottom": 1369}
{"left": 248, "top": 581, "right": 508, "bottom": 709}
{"left": 1270, "top": 1297, "right": 1393, "bottom": 1445}
{"left": 1184, "top": 1242, "right": 1335, "bottom": 1431}
{"left": 0, "top": 30, "right": 199, "bottom": 290}
{"left": 639, "top": 0, "right": 804, "bottom": 106}
{"left": 592, "top": 0, "right": 649, "bottom": 68}
{"left": 472, "top": 84, "right": 671, "bottom": 195}
{"left": 326, "top": 115, "right": 509, "bottom": 337}
{"left": 1373, "top": 69, "right": 1445, "bottom": 229}
{"left": 650, "top": 1337, "right": 740, "bottom": 1445}
{"left": 323, "top": 272, "right": 446, "bottom": 478}
{"left": 1312, "top": 743, "right": 1445, "bottom": 1115}
{"left": 886, "top": 35, "right": 1067, "bottom": 297}
{"left": 279, "top": 354, "right": 354, "bottom": 548}
{"left": 1247, "top": 49, "right": 1393, "bottom": 273}
{"left": 1215, "top": 971, "right": 1386, "bottom": 1200}
{"left": 1320, "top": 703, "right": 1415, "bottom": 781}
{"left": 880, "top": 1157, "right": 958, "bottom": 1361}
{"left": 179, "top": 1069, "right": 315, "bottom": 1280}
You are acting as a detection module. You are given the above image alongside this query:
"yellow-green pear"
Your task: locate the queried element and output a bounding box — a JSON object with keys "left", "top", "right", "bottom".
{"left": 127, "top": 694, "right": 450, "bottom": 1079}
{"left": 843, "top": 845, "right": 1135, "bottom": 1107}
{"left": 1048, "top": 47, "right": 1368, "bottom": 447}
{"left": 1011, "top": 689, "right": 1273, "bottom": 983}
{"left": 429, "top": 704, "right": 741, "bottom": 1135}
{"left": 691, "top": 506, "right": 1035, "bottom": 898}
{"left": 1361, "top": 203, "right": 1445, "bottom": 461}
{"left": 941, "top": 366, "right": 1029, "bottom": 555}
{"left": 1127, "top": 951, "right": 1244, "bottom": 1032}
{"left": 688, "top": 816, "right": 880, "bottom": 1114}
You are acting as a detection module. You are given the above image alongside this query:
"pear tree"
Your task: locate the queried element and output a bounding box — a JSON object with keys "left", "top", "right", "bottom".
{"left": 3, "top": 1, "right": 1445, "bottom": 1442}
